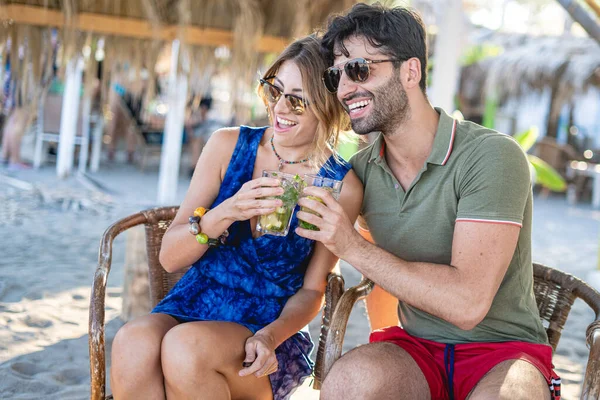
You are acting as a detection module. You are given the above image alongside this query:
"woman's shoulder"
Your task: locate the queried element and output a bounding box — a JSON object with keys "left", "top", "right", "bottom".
{"left": 321, "top": 153, "right": 352, "bottom": 180}
{"left": 204, "top": 125, "right": 267, "bottom": 163}
{"left": 206, "top": 125, "right": 248, "bottom": 147}
{"left": 201, "top": 126, "right": 242, "bottom": 161}
{"left": 209, "top": 126, "right": 240, "bottom": 141}
{"left": 214, "top": 125, "right": 268, "bottom": 144}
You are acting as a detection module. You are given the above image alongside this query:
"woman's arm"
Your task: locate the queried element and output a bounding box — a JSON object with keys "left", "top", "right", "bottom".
{"left": 159, "top": 128, "right": 236, "bottom": 272}
{"left": 239, "top": 170, "right": 363, "bottom": 377}
{"left": 159, "top": 127, "right": 283, "bottom": 272}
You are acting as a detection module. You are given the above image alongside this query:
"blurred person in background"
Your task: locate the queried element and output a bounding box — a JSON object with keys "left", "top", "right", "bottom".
{"left": 1, "top": 50, "right": 31, "bottom": 171}
{"left": 185, "top": 95, "right": 224, "bottom": 177}
{"left": 105, "top": 72, "right": 144, "bottom": 164}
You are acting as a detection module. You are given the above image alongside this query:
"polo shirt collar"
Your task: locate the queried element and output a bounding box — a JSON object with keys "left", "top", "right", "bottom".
{"left": 368, "top": 133, "right": 385, "bottom": 163}
{"left": 368, "top": 107, "right": 457, "bottom": 166}
{"left": 427, "top": 107, "right": 457, "bottom": 166}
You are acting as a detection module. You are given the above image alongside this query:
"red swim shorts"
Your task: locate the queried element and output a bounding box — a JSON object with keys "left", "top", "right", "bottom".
{"left": 370, "top": 326, "right": 561, "bottom": 400}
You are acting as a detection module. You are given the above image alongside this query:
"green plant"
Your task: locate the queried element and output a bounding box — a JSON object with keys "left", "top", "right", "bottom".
{"left": 513, "top": 127, "right": 567, "bottom": 192}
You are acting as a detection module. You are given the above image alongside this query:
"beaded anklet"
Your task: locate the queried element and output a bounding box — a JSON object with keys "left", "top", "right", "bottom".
{"left": 189, "top": 207, "right": 229, "bottom": 246}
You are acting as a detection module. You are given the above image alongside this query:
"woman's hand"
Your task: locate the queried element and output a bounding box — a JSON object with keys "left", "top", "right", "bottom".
{"left": 224, "top": 177, "right": 284, "bottom": 222}
{"left": 238, "top": 331, "right": 279, "bottom": 378}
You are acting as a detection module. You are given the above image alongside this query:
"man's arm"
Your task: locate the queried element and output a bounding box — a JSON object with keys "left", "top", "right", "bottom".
{"left": 298, "top": 191, "right": 519, "bottom": 330}
{"left": 347, "top": 220, "right": 518, "bottom": 330}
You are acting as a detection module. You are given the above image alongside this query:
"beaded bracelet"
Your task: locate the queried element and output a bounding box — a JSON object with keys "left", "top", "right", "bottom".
{"left": 188, "top": 207, "right": 229, "bottom": 246}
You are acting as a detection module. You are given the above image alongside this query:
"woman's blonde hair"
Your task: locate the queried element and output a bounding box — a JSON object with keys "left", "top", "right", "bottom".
{"left": 257, "top": 34, "right": 351, "bottom": 170}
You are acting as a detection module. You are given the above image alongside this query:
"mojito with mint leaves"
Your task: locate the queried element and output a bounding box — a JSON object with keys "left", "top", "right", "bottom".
{"left": 257, "top": 171, "right": 304, "bottom": 236}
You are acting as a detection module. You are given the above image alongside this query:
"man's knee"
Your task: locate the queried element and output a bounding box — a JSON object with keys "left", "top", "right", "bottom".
{"left": 468, "top": 360, "right": 550, "bottom": 400}
{"left": 321, "top": 342, "right": 430, "bottom": 400}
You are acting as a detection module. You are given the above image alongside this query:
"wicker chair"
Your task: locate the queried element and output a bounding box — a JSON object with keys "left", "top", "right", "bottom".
{"left": 88, "top": 207, "right": 345, "bottom": 400}
{"left": 320, "top": 264, "right": 600, "bottom": 399}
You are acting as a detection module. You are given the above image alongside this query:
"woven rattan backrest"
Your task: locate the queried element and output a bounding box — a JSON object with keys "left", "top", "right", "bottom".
{"left": 533, "top": 263, "right": 578, "bottom": 351}
{"left": 142, "top": 207, "right": 190, "bottom": 308}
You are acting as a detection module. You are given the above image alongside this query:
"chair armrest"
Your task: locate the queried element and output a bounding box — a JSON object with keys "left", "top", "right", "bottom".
{"left": 313, "top": 272, "right": 345, "bottom": 389}
{"left": 583, "top": 321, "right": 600, "bottom": 399}
{"left": 88, "top": 212, "right": 147, "bottom": 400}
{"left": 321, "top": 277, "right": 374, "bottom": 382}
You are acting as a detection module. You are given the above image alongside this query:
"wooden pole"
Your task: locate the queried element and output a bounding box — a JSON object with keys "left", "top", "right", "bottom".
{"left": 90, "top": 117, "right": 103, "bottom": 173}
{"left": 429, "top": 0, "right": 465, "bottom": 113}
{"left": 556, "top": 0, "right": 600, "bottom": 45}
{"left": 56, "top": 57, "right": 83, "bottom": 178}
{"left": 157, "top": 40, "right": 187, "bottom": 205}
{"left": 78, "top": 95, "right": 91, "bottom": 174}
{"left": 121, "top": 226, "right": 151, "bottom": 321}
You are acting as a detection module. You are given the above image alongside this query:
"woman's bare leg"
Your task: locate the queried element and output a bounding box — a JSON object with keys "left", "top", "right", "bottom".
{"left": 161, "top": 321, "right": 273, "bottom": 400}
{"left": 110, "top": 313, "right": 179, "bottom": 400}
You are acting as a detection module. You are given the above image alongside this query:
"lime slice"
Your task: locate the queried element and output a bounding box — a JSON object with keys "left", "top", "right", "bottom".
{"left": 263, "top": 213, "right": 284, "bottom": 231}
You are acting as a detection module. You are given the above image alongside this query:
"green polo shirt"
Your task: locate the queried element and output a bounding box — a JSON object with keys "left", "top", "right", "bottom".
{"left": 350, "top": 108, "right": 548, "bottom": 345}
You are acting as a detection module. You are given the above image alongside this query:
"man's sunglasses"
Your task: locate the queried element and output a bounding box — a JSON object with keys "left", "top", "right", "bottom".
{"left": 259, "top": 77, "right": 309, "bottom": 115}
{"left": 322, "top": 58, "right": 402, "bottom": 93}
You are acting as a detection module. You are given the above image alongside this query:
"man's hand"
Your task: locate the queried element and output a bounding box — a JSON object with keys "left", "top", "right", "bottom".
{"left": 295, "top": 186, "right": 361, "bottom": 258}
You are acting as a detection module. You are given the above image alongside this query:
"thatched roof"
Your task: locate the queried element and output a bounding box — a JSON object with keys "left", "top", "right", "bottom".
{"left": 460, "top": 34, "right": 600, "bottom": 113}
{"left": 0, "top": 0, "right": 358, "bottom": 122}
{"left": 0, "top": 0, "right": 356, "bottom": 46}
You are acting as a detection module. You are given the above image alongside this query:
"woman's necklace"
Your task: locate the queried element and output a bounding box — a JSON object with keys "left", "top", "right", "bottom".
{"left": 270, "top": 136, "right": 310, "bottom": 171}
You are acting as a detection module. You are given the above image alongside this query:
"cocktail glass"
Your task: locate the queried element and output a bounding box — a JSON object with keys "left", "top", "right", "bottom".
{"left": 298, "top": 174, "right": 343, "bottom": 231}
{"left": 256, "top": 170, "right": 304, "bottom": 236}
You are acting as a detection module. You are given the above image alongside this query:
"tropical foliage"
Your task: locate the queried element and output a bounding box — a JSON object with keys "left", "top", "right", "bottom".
{"left": 513, "top": 127, "right": 567, "bottom": 192}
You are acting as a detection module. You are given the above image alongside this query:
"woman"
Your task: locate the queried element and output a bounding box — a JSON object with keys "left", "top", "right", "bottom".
{"left": 110, "top": 35, "right": 363, "bottom": 400}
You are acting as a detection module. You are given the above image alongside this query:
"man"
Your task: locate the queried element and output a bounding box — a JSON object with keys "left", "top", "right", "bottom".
{"left": 295, "top": 3, "right": 560, "bottom": 400}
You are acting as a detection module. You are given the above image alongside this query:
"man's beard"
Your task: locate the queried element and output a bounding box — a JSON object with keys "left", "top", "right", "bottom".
{"left": 349, "top": 73, "right": 410, "bottom": 136}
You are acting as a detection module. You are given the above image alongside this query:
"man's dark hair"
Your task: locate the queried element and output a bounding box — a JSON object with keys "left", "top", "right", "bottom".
{"left": 321, "top": 2, "right": 428, "bottom": 93}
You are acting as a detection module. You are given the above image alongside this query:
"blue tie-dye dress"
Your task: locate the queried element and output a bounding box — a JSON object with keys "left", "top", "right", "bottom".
{"left": 152, "top": 125, "right": 351, "bottom": 399}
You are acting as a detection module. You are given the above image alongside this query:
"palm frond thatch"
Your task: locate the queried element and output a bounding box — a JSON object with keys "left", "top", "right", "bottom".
{"left": 461, "top": 35, "right": 600, "bottom": 112}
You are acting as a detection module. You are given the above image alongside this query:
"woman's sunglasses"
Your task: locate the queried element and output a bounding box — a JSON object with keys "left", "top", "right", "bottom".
{"left": 322, "top": 57, "right": 402, "bottom": 93}
{"left": 259, "top": 78, "right": 309, "bottom": 115}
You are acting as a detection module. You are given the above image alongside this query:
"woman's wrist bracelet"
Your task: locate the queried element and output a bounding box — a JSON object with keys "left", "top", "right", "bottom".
{"left": 189, "top": 207, "right": 229, "bottom": 247}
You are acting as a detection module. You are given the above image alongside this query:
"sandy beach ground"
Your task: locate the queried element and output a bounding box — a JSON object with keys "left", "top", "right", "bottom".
{"left": 0, "top": 162, "right": 599, "bottom": 400}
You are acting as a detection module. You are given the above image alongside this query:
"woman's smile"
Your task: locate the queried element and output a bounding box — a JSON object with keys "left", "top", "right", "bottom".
{"left": 274, "top": 115, "right": 298, "bottom": 132}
